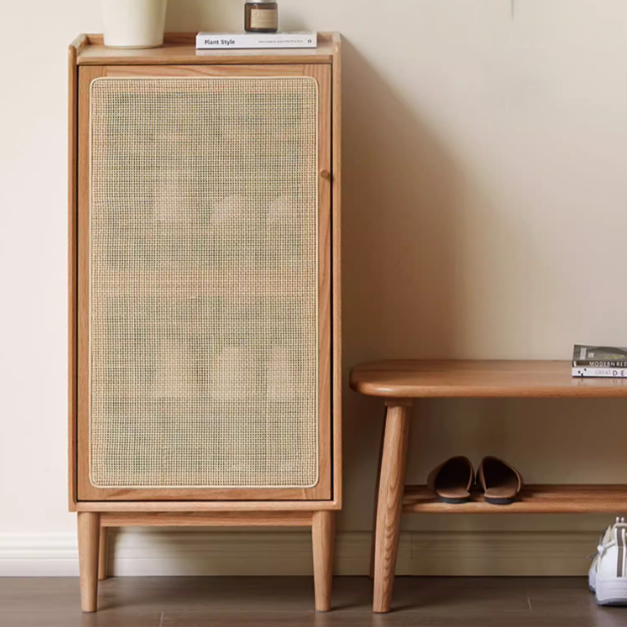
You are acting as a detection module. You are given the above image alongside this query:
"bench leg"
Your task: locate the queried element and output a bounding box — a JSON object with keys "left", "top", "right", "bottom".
{"left": 372, "top": 403, "right": 411, "bottom": 613}
{"left": 312, "top": 510, "right": 335, "bottom": 611}
{"left": 369, "top": 413, "right": 387, "bottom": 579}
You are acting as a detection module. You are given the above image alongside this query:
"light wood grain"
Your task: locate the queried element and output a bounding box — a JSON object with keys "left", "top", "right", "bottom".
{"left": 77, "top": 512, "right": 100, "bottom": 612}
{"left": 369, "top": 411, "right": 387, "bottom": 579}
{"left": 77, "top": 500, "right": 339, "bottom": 512}
{"left": 67, "top": 37, "right": 83, "bottom": 514}
{"left": 312, "top": 511, "right": 335, "bottom": 611}
{"left": 77, "top": 67, "right": 105, "bottom": 505}
{"left": 80, "top": 486, "right": 322, "bottom": 504}
{"left": 76, "top": 32, "right": 335, "bottom": 66}
{"left": 403, "top": 484, "right": 627, "bottom": 514}
{"left": 372, "top": 404, "right": 412, "bottom": 613}
{"left": 97, "top": 527, "right": 108, "bottom": 580}
{"left": 331, "top": 34, "right": 343, "bottom": 509}
{"left": 350, "top": 360, "right": 627, "bottom": 398}
{"left": 101, "top": 512, "right": 313, "bottom": 527}
{"left": 104, "top": 64, "right": 312, "bottom": 78}
{"left": 76, "top": 64, "right": 333, "bottom": 503}
{"left": 311, "top": 63, "right": 333, "bottom": 503}
{"left": 69, "top": 33, "right": 89, "bottom": 54}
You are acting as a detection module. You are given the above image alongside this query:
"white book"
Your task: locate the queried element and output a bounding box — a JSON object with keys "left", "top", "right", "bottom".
{"left": 572, "top": 367, "right": 627, "bottom": 378}
{"left": 196, "top": 32, "right": 317, "bottom": 50}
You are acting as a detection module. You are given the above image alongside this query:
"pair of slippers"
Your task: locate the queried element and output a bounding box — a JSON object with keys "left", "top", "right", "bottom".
{"left": 427, "top": 456, "right": 523, "bottom": 505}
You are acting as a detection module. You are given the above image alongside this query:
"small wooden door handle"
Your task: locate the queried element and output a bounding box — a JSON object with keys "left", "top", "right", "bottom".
{"left": 320, "top": 170, "right": 332, "bottom": 181}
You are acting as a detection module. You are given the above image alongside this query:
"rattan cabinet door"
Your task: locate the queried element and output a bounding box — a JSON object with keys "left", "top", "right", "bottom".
{"left": 77, "top": 65, "right": 332, "bottom": 501}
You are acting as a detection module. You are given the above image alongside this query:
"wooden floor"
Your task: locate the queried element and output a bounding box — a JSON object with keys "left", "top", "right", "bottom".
{"left": 1, "top": 576, "right": 626, "bottom": 626}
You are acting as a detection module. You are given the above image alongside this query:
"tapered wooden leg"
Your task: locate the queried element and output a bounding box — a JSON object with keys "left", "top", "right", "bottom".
{"left": 98, "top": 527, "right": 108, "bottom": 581}
{"left": 372, "top": 403, "right": 412, "bottom": 613}
{"left": 312, "top": 510, "right": 335, "bottom": 612}
{"left": 77, "top": 512, "right": 100, "bottom": 612}
{"left": 370, "top": 410, "right": 387, "bottom": 578}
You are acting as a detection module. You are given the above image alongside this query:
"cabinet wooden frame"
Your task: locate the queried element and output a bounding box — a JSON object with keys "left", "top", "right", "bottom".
{"left": 68, "top": 34, "right": 342, "bottom": 512}
{"left": 69, "top": 32, "right": 342, "bottom": 614}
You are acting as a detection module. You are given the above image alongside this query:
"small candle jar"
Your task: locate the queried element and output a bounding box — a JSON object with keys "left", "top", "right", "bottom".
{"left": 245, "top": 1, "right": 279, "bottom": 33}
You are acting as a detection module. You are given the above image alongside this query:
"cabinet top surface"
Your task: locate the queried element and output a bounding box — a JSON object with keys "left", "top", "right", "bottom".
{"left": 349, "top": 360, "right": 627, "bottom": 399}
{"left": 72, "top": 33, "right": 339, "bottom": 66}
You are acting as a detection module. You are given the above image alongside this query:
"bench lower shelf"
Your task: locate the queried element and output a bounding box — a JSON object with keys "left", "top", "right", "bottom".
{"left": 403, "top": 484, "right": 627, "bottom": 514}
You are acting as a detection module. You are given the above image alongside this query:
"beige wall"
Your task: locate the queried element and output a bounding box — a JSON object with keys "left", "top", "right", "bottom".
{"left": 2, "top": 0, "right": 627, "bottom": 565}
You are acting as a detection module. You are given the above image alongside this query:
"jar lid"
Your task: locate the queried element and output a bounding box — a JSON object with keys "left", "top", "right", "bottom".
{"left": 247, "top": 0, "right": 274, "bottom": 3}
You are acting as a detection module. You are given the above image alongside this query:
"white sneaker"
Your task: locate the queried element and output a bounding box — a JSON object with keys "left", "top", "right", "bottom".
{"left": 589, "top": 517, "right": 627, "bottom": 605}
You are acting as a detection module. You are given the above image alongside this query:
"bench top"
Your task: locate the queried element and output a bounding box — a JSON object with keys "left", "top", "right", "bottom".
{"left": 349, "top": 360, "right": 627, "bottom": 399}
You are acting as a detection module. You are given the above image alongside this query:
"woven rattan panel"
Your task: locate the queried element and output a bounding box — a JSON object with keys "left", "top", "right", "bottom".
{"left": 90, "top": 77, "right": 318, "bottom": 488}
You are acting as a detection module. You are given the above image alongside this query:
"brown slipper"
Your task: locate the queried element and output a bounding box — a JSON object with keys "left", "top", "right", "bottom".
{"left": 427, "top": 456, "right": 474, "bottom": 504}
{"left": 477, "top": 456, "right": 523, "bottom": 505}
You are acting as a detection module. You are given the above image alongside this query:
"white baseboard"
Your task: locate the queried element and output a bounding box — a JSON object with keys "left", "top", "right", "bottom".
{"left": 0, "top": 534, "right": 80, "bottom": 577}
{"left": 0, "top": 530, "right": 596, "bottom": 577}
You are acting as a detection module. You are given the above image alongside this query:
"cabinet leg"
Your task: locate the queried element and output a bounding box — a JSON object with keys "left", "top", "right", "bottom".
{"left": 98, "top": 527, "right": 108, "bottom": 581}
{"left": 372, "top": 403, "right": 411, "bottom": 613}
{"left": 312, "top": 510, "right": 335, "bottom": 612}
{"left": 77, "top": 512, "right": 100, "bottom": 612}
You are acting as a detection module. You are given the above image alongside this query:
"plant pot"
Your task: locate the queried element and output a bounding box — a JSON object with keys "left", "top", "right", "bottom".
{"left": 102, "top": 0, "right": 168, "bottom": 49}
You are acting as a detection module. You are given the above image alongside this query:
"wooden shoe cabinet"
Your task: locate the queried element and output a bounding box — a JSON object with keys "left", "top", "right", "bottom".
{"left": 68, "top": 33, "right": 342, "bottom": 612}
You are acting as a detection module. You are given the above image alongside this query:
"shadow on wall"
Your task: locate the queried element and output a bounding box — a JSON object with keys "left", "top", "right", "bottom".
{"left": 339, "top": 42, "right": 627, "bottom": 532}
{"left": 340, "top": 40, "right": 467, "bottom": 528}
{"left": 342, "top": 39, "right": 466, "bottom": 364}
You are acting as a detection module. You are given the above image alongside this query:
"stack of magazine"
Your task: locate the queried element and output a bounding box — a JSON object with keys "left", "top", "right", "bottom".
{"left": 572, "top": 345, "right": 627, "bottom": 378}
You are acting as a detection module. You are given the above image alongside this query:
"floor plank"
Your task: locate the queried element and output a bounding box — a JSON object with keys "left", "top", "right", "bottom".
{"left": 1, "top": 577, "right": 626, "bottom": 626}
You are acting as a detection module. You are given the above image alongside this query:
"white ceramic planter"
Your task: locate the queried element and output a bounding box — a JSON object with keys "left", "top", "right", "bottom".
{"left": 102, "top": 0, "right": 168, "bottom": 49}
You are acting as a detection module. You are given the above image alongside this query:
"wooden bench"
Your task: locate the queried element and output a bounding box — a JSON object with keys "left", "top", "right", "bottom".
{"left": 349, "top": 359, "right": 627, "bottom": 613}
